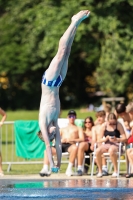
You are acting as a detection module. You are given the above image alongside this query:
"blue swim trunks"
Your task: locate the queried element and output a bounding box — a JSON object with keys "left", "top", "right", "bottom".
{"left": 42, "top": 72, "right": 63, "bottom": 87}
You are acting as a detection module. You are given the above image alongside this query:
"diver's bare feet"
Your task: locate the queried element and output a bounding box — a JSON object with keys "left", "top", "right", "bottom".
{"left": 71, "top": 10, "right": 90, "bottom": 26}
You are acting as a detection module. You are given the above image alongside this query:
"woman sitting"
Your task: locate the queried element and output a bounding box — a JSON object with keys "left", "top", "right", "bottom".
{"left": 96, "top": 113, "right": 127, "bottom": 177}
{"left": 83, "top": 116, "right": 94, "bottom": 174}
{"left": 76, "top": 116, "right": 94, "bottom": 175}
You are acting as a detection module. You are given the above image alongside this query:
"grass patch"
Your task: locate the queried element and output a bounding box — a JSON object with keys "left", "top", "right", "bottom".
{"left": 6, "top": 109, "right": 96, "bottom": 121}
{"left": 6, "top": 110, "right": 39, "bottom": 121}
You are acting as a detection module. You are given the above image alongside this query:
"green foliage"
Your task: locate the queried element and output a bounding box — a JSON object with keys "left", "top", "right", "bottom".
{"left": 0, "top": 0, "right": 133, "bottom": 109}
{"left": 95, "top": 0, "right": 133, "bottom": 97}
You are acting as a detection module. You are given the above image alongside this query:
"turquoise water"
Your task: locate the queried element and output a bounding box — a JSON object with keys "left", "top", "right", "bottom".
{"left": 0, "top": 179, "right": 133, "bottom": 200}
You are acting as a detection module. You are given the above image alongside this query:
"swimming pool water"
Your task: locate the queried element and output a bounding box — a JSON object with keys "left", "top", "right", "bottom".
{"left": 0, "top": 179, "right": 133, "bottom": 200}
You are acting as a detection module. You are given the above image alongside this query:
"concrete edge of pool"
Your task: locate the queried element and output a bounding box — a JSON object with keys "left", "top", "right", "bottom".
{"left": 0, "top": 173, "right": 131, "bottom": 180}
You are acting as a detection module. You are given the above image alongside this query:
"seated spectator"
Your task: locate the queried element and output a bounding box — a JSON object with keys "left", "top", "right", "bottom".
{"left": 126, "top": 148, "right": 133, "bottom": 178}
{"left": 39, "top": 110, "right": 84, "bottom": 176}
{"left": 115, "top": 102, "right": 131, "bottom": 138}
{"left": 115, "top": 102, "right": 133, "bottom": 141}
{"left": 124, "top": 121, "right": 131, "bottom": 135}
{"left": 104, "top": 103, "right": 112, "bottom": 121}
{"left": 77, "top": 116, "right": 94, "bottom": 175}
{"left": 95, "top": 103, "right": 111, "bottom": 125}
{"left": 126, "top": 102, "right": 133, "bottom": 119}
{"left": 115, "top": 102, "right": 133, "bottom": 131}
{"left": 115, "top": 102, "right": 133, "bottom": 174}
{"left": 126, "top": 102, "right": 133, "bottom": 144}
{"left": 96, "top": 113, "right": 127, "bottom": 178}
{"left": 91, "top": 111, "right": 108, "bottom": 176}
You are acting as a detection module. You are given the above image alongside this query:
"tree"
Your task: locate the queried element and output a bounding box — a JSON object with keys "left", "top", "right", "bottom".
{"left": 95, "top": 0, "right": 133, "bottom": 101}
{"left": 0, "top": 0, "right": 99, "bottom": 109}
{"left": 0, "top": 0, "right": 133, "bottom": 109}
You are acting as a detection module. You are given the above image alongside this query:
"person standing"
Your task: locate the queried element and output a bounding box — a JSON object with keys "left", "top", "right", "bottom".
{"left": 0, "top": 107, "right": 7, "bottom": 176}
{"left": 39, "top": 10, "right": 90, "bottom": 173}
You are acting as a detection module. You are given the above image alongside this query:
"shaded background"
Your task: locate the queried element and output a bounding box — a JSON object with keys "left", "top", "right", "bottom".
{"left": 0, "top": 0, "right": 133, "bottom": 110}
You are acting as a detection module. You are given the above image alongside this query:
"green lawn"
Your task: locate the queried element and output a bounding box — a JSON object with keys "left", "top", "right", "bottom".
{"left": 1, "top": 109, "right": 127, "bottom": 175}
{"left": 6, "top": 110, "right": 39, "bottom": 121}
{"left": 6, "top": 109, "right": 96, "bottom": 121}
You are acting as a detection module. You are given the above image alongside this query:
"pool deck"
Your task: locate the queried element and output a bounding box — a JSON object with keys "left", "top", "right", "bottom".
{"left": 0, "top": 173, "right": 129, "bottom": 181}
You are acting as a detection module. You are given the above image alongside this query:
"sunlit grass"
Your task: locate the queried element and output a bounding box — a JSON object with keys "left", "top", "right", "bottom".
{"left": 6, "top": 109, "right": 96, "bottom": 121}
{"left": 6, "top": 110, "right": 39, "bottom": 121}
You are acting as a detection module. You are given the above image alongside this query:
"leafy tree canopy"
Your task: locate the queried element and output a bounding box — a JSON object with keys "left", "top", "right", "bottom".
{"left": 0, "top": 0, "right": 133, "bottom": 109}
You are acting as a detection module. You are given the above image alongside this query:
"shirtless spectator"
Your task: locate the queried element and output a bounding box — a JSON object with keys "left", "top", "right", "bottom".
{"left": 94, "top": 103, "right": 111, "bottom": 125}
{"left": 115, "top": 102, "right": 133, "bottom": 138}
{"left": 115, "top": 103, "right": 130, "bottom": 134}
{"left": 104, "top": 103, "right": 112, "bottom": 121}
{"left": 39, "top": 110, "right": 84, "bottom": 176}
{"left": 91, "top": 110, "right": 108, "bottom": 175}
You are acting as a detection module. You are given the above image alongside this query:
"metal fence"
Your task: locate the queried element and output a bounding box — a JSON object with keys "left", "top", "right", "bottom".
{"left": 0, "top": 121, "right": 71, "bottom": 173}
{"left": 0, "top": 121, "right": 45, "bottom": 172}
{"left": 1, "top": 121, "right": 127, "bottom": 175}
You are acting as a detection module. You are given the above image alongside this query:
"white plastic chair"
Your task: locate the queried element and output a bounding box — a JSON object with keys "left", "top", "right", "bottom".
{"left": 91, "top": 142, "right": 125, "bottom": 177}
